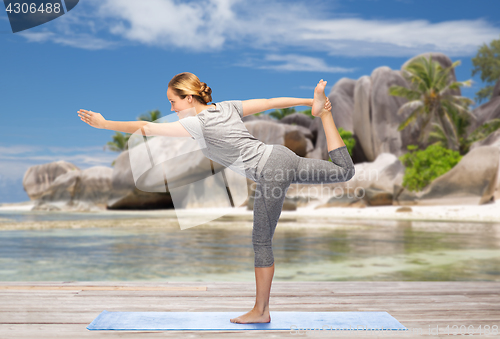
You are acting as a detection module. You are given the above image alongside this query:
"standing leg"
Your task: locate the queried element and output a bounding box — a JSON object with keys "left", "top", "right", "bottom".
{"left": 230, "top": 146, "right": 299, "bottom": 324}
{"left": 230, "top": 79, "right": 355, "bottom": 324}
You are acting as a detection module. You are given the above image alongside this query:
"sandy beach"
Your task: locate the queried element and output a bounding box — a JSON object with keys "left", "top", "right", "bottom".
{"left": 1, "top": 199, "right": 499, "bottom": 227}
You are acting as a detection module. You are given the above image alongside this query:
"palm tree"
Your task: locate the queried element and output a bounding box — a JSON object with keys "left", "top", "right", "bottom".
{"left": 426, "top": 107, "right": 471, "bottom": 154}
{"left": 104, "top": 132, "right": 130, "bottom": 152}
{"left": 138, "top": 109, "right": 162, "bottom": 122}
{"left": 105, "top": 110, "right": 162, "bottom": 151}
{"left": 105, "top": 109, "right": 163, "bottom": 166}
{"left": 389, "top": 56, "right": 475, "bottom": 151}
{"left": 463, "top": 118, "right": 500, "bottom": 153}
{"left": 104, "top": 132, "right": 131, "bottom": 166}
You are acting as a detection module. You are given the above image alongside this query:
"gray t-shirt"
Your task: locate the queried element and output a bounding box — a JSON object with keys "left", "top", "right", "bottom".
{"left": 178, "top": 100, "right": 273, "bottom": 182}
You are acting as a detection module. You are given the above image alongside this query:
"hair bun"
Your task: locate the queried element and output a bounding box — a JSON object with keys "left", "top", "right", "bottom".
{"left": 168, "top": 73, "right": 213, "bottom": 105}
{"left": 199, "top": 82, "right": 212, "bottom": 104}
{"left": 200, "top": 82, "right": 211, "bottom": 94}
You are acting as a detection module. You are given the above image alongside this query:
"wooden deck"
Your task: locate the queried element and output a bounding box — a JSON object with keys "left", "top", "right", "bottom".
{"left": 0, "top": 281, "right": 499, "bottom": 338}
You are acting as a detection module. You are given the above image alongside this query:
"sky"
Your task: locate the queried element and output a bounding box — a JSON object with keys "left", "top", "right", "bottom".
{"left": 0, "top": 0, "right": 499, "bottom": 203}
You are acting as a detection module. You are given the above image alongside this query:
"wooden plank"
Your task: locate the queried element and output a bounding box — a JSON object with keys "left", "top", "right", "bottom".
{"left": 0, "top": 282, "right": 498, "bottom": 338}
{"left": 0, "top": 325, "right": 301, "bottom": 339}
{"left": 0, "top": 285, "right": 206, "bottom": 291}
{"left": 1, "top": 311, "right": 499, "bottom": 324}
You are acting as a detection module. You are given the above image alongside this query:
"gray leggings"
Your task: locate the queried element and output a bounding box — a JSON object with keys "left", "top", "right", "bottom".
{"left": 252, "top": 144, "right": 355, "bottom": 268}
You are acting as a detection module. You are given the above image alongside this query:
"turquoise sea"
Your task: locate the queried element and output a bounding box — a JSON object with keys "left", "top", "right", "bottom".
{"left": 0, "top": 210, "right": 499, "bottom": 282}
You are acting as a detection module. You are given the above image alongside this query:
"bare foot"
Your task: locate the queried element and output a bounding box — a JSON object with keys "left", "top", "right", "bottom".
{"left": 312, "top": 79, "right": 331, "bottom": 118}
{"left": 230, "top": 307, "right": 271, "bottom": 324}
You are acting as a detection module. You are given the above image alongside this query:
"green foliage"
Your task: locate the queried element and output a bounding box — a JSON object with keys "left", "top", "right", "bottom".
{"left": 339, "top": 128, "right": 355, "bottom": 156}
{"left": 138, "top": 109, "right": 162, "bottom": 122}
{"left": 328, "top": 127, "right": 356, "bottom": 161}
{"left": 466, "top": 118, "right": 500, "bottom": 145}
{"left": 106, "top": 109, "right": 163, "bottom": 167}
{"left": 389, "top": 55, "right": 474, "bottom": 152}
{"left": 269, "top": 107, "right": 296, "bottom": 120}
{"left": 105, "top": 131, "right": 131, "bottom": 167}
{"left": 105, "top": 132, "right": 130, "bottom": 152}
{"left": 471, "top": 36, "right": 500, "bottom": 104}
{"left": 266, "top": 108, "right": 313, "bottom": 120}
{"left": 391, "top": 54, "right": 500, "bottom": 155}
{"left": 300, "top": 108, "right": 313, "bottom": 119}
{"left": 389, "top": 56, "right": 473, "bottom": 151}
{"left": 398, "top": 144, "right": 462, "bottom": 192}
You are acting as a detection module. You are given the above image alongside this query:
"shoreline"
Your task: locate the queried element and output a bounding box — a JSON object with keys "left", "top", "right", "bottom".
{"left": 0, "top": 200, "right": 499, "bottom": 231}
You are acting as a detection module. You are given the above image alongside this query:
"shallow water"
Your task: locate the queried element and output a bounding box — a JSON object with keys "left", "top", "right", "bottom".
{"left": 0, "top": 210, "right": 150, "bottom": 223}
{"left": 0, "top": 213, "right": 499, "bottom": 281}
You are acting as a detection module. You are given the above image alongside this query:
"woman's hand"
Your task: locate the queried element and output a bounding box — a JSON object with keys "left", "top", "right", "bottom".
{"left": 324, "top": 97, "right": 332, "bottom": 111}
{"left": 78, "top": 109, "right": 106, "bottom": 129}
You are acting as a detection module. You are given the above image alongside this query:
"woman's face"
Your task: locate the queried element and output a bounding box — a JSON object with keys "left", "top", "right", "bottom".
{"left": 167, "top": 87, "right": 193, "bottom": 114}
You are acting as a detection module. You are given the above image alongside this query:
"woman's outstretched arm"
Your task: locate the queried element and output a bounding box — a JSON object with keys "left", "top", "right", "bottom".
{"left": 77, "top": 109, "right": 191, "bottom": 137}
{"left": 78, "top": 109, "right": 148, "bottom": 133}
{"left": 241, "top": 97, "right": 314, "bottom": 117}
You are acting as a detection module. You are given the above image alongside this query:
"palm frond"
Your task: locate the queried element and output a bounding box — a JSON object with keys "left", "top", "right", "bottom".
{"left": 405, "top": 61, "right": 431, "bottom": 90}
{"left": 448, "top": 101, "right": 476, "bottom": 121}
{"left": 397, "top": 106, "right": 424, "bottom": 131}
{"left": 439, "top": 80, "right": 472, "bottom": 97}
{"left": 434, "top": 60, "right": 461, "bottom": 90}
{"left": 439, "top": 109, "right": 460, "bottom": 149}
{"left": 396, "top": 100, "right": 424, "bottom": 116}
{"left": 104, "top": 131, "right": 130, "bottom": 152}
{"left": 427, "top": 122, "right": 447, "bottom": 145}
{"left": 417, "top": 115, "right": 434, "bottom": 144}
{"left": 138, "top": 109, "right": 162, "bottom": 122}
{"left": 389, "top": 86, "right": 421, "bottom": 100}
{"left": 448, "top": 95, "right": 474, "bottom": 106}
{"left": 467, "top": 118, "right": 500, "bottom": 143}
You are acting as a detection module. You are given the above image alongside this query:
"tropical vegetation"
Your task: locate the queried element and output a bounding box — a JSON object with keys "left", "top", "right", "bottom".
{"left": 388, "top": 55, "right": 474, "bottom": 153}
{"left": 390, "top": 55, "right": 500, "bottom": 156}
{"left": 269, "top": 107, "right": 296, "bottom": 120}
{"left": 472, "top": 36, "right": 500, "bottom": 104}
{"left": 398, "top": 144, "right": 462, "bottom": 192}
{"left": 390, "top": 51, "right": 500, "bottom": 191}
{"left": 327, "top": 127, "right": 355, "bottom": 159}
{"left": 105, "top": 109, "right": 162, "bottom": 166}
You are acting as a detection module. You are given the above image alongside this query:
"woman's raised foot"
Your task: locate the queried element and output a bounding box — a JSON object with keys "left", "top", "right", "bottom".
{"left": 312, "top": 79, "right": 331, "bottom": 118}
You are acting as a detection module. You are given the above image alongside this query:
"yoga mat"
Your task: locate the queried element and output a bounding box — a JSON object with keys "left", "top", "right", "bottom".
{"left": 87, "top": 310, "right": 408, "bottom": 331}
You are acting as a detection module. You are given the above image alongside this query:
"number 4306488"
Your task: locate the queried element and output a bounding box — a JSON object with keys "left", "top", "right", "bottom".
{"left": 5, "top": 2, "right": 61, "bottom": 14}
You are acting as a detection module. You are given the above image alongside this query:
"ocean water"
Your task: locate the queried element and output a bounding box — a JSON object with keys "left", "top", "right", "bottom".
{"left": 0, "top": 211, "right": 499, "bottom": 281}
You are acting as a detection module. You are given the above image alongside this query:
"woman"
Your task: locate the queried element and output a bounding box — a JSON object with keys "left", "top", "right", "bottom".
{"left": 78, "top": 72, "right": 355, "bottom": 324}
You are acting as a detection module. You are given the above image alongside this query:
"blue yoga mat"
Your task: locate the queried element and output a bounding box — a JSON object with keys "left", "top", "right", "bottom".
{"left": 87, "top": 310, "right": 408, "bottom": 331}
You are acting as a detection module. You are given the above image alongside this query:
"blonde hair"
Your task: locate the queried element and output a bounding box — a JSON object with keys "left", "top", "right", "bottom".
{"left": 168, "top": 72, "right": 212, "bottom": 105}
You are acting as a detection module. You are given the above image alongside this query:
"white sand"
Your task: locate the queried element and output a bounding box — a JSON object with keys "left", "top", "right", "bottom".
{"left": 0, "top": 201, "right": 35, "bottom": 211}
{"left": 1, "top": 200, "right": 499, "bottom": 223}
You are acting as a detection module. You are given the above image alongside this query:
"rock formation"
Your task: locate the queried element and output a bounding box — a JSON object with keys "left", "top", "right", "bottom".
{"left": 23, "top": 160, "right": 79, "bottom": 200}
{"left": 394, "top": 146, "right": 499, "bottom": 205}
{"left": 23, "top": 54, "right": 500, "bottom": 210}
{"left": 30, "top": 166, "right": 113, "bottom": 211}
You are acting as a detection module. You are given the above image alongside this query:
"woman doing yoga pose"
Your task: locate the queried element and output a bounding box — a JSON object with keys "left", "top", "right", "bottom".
{"left": 77, "top": 72, "right": 355, "bottom": 324}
